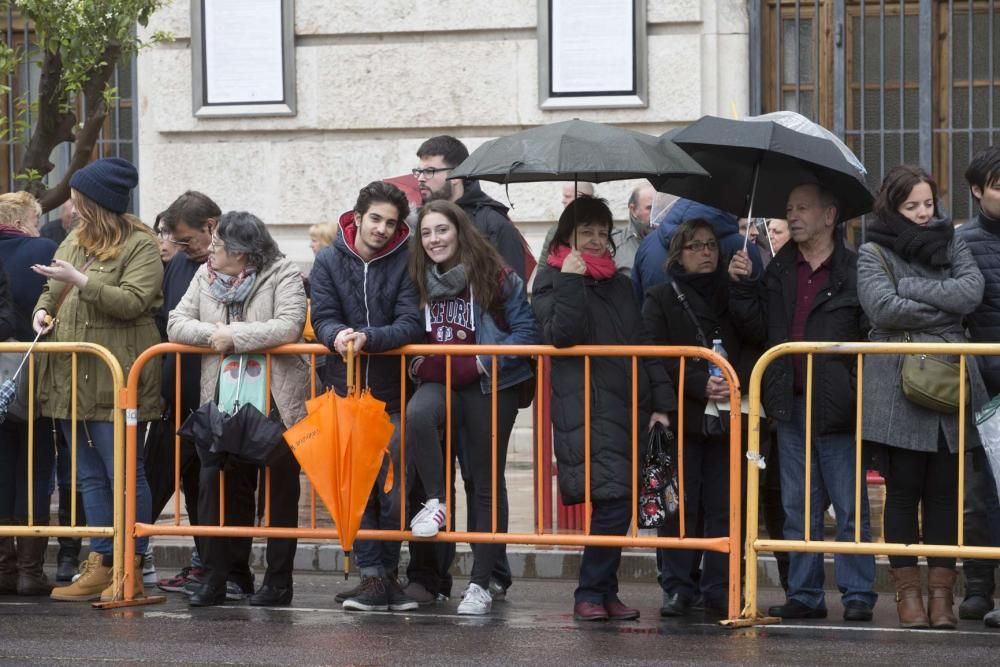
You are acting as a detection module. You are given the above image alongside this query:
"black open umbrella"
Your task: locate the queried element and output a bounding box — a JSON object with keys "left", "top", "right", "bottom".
{"left": 652, "top": 112, "right": 873, "bottom": 221}
{"left": 449, "top": 118, "right": 708, "bottom": 186}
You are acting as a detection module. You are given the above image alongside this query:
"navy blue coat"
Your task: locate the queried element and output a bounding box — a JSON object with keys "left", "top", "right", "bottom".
{"left": 0, "top": 233, "right": 57, "bottom": 341}
{"left": 957, "top": 211, "right": 1000, "bottom": 394}
{"left": 309, "top": 213, "right": 423, "bottom": 412}
{"left": 631, "top": 199, "right": 764, "bottom": 308}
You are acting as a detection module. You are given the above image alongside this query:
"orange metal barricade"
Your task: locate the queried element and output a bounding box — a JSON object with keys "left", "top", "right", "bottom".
{"left": 735, "top": 341, "right": 1000, "bottom": 628}
{"left": 119, "top": 342, "right": 745, "bottom": 621}
{"left": 0, "top": 342, "right": 127, "bottom": 602}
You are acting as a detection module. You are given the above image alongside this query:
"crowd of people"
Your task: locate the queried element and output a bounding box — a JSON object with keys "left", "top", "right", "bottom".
{"left": 1, "top": 135, "right": 999, "bottom": 628}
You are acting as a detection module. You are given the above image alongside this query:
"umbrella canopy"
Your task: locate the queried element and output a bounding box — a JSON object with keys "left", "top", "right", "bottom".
{"left": 178, "top": 402, "right": 226, "bottom": 467}
{"left": 653, "top": 114, "right": 873, "bottom": 221}
{"left": 449, "top": 119, "right": 708, "bottom": 184}
{"left": 217, "top": 403, "right": 287, "bottom": 466}
{"left": 284, "top": 388, "right": 395, "bottom": 567}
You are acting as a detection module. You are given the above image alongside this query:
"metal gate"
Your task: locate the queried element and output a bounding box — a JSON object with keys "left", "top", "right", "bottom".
{"left": 750, "top": 0, "right": 999, "bottom": 231}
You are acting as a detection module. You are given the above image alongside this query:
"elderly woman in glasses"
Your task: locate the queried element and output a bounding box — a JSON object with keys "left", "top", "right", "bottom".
{"left": 642, "top": 218, "right": 760, "bottom": 618}
{"left": 168, "top": 210, "right": 309, "bottom": 608}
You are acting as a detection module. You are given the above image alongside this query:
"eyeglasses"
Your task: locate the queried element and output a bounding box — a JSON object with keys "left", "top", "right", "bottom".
{"left": 210, "top": 234, "right": 225, "bottom": 249}
{"left": 411, "top": 167, "right": 454, "bottom": 179}
{"left": 167, "top": 237, "right": 192, "bottom": 247}
{"left": 682, "top": 240, "right": 719, "bottom": 253}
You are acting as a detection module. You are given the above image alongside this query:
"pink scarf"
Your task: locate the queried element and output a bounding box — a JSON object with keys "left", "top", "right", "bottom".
{"left": 546, "top": 244, "right": 617, "bottom": 280}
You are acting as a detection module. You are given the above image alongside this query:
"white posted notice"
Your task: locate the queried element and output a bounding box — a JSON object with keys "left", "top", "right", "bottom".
{"left": 204, "top": 0, "right": 285, "bottom": 104}
{"left": 550, "top": 0, "right": 634, "bottom": 94}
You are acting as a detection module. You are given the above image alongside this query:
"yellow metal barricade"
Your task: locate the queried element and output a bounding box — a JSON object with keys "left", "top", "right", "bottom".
{"left": 735, "top": 341, "right": 1000, "bottom": 627}
{"left": 0, "top": 342, "right": 126, "bottom": 604}
{"left": 121, "top": 342, "right": 746, "bottom": 621}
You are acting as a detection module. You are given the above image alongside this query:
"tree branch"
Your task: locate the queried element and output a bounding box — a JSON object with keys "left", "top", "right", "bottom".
{"left": 35, "top": 44, "right": 123, "bottom": 213}
{"left": 18, "top": 49, "right": 76, "bottom": 193}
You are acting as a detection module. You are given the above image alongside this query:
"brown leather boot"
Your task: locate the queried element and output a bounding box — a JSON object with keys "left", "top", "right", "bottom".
{"left": 928, "top": 567, "right": 958, "bottom": 630}
{"left": 16, "top": 536, "right": 53, "bottom": 596}
{"left": 890, "top": 566, "right": 929, "bottom": 628}
{"left": 0, "top": 537, "right": 16, "bottom": 594}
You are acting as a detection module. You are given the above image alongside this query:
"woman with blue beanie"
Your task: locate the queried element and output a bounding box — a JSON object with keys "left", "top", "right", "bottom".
{"left": 30, "top": 157, "right": 163, "bottom": 602}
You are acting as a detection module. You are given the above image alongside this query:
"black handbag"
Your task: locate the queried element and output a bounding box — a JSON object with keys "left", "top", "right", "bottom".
{"left": 638, "top": 424, "right": 680, "bottom": 528}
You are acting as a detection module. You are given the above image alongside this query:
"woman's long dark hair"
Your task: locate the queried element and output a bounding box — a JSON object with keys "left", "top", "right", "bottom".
{"left": 410, "top": 199, "right": 505, "bottom": 310}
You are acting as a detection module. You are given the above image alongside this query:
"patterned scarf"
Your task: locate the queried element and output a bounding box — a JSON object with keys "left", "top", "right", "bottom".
{"left": 207, "top": 257, "right": 257, "bottom": 320}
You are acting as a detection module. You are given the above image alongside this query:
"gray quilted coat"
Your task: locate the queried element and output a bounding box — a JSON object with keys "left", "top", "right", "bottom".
{"left": 167, "top": 256, "right": 309, "bottom": 427}
{"left": 857, "top": 237, "right": 986, "bottom": 453}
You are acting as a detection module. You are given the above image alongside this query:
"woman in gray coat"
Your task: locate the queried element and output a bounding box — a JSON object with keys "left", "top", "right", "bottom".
{"left": 858, "top": 165, "right": 985, "bottom": 630}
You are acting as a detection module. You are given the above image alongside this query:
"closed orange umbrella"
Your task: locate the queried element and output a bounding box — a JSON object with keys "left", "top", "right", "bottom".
{"left": 283, "top": 346, "right": 395, "bottom": 575}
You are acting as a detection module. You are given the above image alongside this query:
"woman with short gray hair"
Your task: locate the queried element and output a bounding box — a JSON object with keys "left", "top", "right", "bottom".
{"left": 168, "top": 210, "right": 309, "bottom": 608}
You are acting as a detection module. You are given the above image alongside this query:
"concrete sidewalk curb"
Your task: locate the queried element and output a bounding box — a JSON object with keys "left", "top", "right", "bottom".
{"left": 48, "top": 540, "right": 961, "bottom": 595}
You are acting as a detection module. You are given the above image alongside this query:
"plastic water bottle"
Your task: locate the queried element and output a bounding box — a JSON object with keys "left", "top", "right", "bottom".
{"left": 709, "top": 338, "right": 728, "bottom": 378}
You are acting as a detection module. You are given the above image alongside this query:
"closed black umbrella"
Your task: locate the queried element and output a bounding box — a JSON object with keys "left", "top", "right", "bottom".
{"left": 216, "top": 402, "right": 286, "bottom": 467}
{"left": 449, "top": 119, "right": 708, "bottom": 185}
{"left": 177, "top": 401, "right": 226, "bottom": 468}
{"left": 653, "top": 113, "right": 873, "bottom": 221}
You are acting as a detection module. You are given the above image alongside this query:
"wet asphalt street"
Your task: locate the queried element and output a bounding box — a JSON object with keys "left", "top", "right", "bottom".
{"left": 2, "top": 574, "right": 999, "bottom": 665}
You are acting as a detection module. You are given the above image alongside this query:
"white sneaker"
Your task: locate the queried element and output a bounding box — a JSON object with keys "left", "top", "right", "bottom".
{"left": 410, "top": 499, "right": 446, "bottom": 538}
{"left": 457, "top": 582, "right": 492, "bottom": 616}
{"left": 142, "top": 547, "right": 157, "bottom": 586}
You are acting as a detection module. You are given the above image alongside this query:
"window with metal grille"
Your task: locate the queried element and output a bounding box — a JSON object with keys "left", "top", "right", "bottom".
{"left": 751, "top": 0, "right": 999, "bottom": 236}
{"left": 1, "top": 7, "right": 139, "bottom": 213}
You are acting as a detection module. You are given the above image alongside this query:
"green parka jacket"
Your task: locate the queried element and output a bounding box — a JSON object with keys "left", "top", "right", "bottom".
{"left": 33, "top": 228, "right": 164, "bottom": 422}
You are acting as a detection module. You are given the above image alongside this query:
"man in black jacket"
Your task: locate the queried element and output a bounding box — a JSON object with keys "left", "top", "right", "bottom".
{"left": 310, "top": 181, "right": 424, "bottom": 613}
{"left": 729, "top": 182, "right": 876, "bottom": 622}
{"left": 414, "top": 135, "right": 527, "bottom": 282}
{"left": 150, "top": 191, "right": 220, "bottom": 594}
{"left": 956, "top": 145, "right": 1000, "bottom": 625}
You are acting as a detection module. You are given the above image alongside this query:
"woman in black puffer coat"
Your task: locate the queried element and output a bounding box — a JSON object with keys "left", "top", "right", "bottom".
{"left": 533, "top": 197, "right": 675, "bottom": 623}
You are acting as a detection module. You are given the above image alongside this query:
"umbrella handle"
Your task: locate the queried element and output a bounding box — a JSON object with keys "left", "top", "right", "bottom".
{"left": 742, "top": 161, "right": 761, "bottom": 252}
{"left": 345, "top": 341, "right": 355, "bottom": 395}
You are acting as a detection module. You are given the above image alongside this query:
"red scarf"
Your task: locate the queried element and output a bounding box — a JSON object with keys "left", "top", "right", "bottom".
{"left": 546, "top": 244, "right": 617, "bottom": 280}
{"left": 0, "top": 223, "right": 30, "bottom": 237}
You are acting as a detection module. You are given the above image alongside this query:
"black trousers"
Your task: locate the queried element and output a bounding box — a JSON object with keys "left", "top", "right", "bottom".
{"left": 146, "top": 416, "right": 203, "bottom": 560}
{"left": 197, "top": 447, "right": 300, "bottom": 590}
{"left": 576, "top": 498, "right": 632, "bottom": 604}
{"left": 883, "top": 438, "right": 958, "bottom": 569}
{"left": 406, "top": 383, "right": 518, "bottom": 591}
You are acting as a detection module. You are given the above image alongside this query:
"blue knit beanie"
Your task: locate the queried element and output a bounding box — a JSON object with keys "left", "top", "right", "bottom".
{"left": 69, "top": 157, "right": 138, "bottom": 214}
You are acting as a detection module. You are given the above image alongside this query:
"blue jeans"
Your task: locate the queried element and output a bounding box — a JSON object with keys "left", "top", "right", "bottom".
{"left": 354, "top": 413, "right": 403, "bottom": 576}
{"left": 776, "top": 397, "right": 876, "bottom": 609}
{"left": 59, "top": 420, "right": 152, "bottom": 556}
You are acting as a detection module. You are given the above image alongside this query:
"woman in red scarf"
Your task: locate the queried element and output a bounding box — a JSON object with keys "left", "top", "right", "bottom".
{"left": 533, "top": 197, "right": 675, "bottom": 622}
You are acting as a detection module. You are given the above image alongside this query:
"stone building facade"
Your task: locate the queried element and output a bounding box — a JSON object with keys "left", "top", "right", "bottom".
{"left": 138, "top": 0, "right": 750, "bottom": 266}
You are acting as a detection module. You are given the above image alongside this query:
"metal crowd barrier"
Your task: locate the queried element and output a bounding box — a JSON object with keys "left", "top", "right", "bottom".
{"left": 734, "top": 341, "right": 1000, "bottom": 628}
{"left": 0, "top": 342, "right": 126, "bottom": 601}
{"left": 118, "top": 342, "right": 745, "bottom": 621}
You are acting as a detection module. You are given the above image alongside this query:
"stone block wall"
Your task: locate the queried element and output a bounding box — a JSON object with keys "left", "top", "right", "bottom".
{"left": 138, "top": 0, "right": 749, "bottom": 267}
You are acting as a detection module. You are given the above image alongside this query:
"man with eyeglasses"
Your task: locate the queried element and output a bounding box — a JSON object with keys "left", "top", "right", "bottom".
{"left": 414, "top": 135, "right": 528, "bottom": 281}
{"left": 728, "top": 181, "right": 876, "bottom": 623}
{"left": 149, "top": 190, "right": 224, "bottom": 597}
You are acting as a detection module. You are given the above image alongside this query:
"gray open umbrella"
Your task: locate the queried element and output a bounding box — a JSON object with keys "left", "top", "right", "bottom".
{"left": 652, "top": 113, "right": 873, "bottom": 221}
{"left": 449, "top": 119, "right": 708, "bottom": 185}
